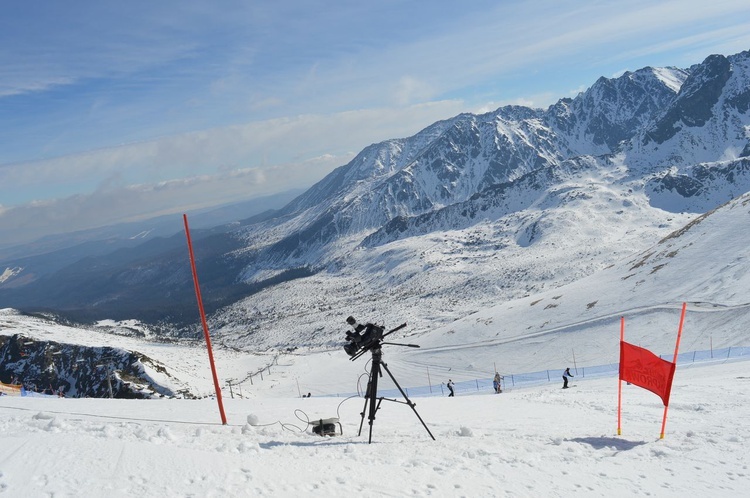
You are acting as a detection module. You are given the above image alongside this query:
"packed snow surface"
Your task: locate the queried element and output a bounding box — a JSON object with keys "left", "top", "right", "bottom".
{"left": 1, "top": 360, "right": 748, "bottom": 497}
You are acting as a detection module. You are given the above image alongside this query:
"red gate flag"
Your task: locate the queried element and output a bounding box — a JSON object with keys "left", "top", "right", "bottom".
{"left": 617, "top": 303, "right": 686, "bottom": 438}
{"left": 619, "top": 341, "right": 676, "bottom": 406}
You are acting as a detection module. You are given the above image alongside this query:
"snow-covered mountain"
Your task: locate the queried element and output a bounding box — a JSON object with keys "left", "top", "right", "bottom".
{"left": 1, "top": 189, "right": 748, "bottom": 398}
{"left": 232, "top": 66, "right": 690, "bottom": 277}
{"left": 1, "top": 50, "right": 749, "bottom": 361}
{"left": 204, "top": 50, "right": 750, "bottom": 351}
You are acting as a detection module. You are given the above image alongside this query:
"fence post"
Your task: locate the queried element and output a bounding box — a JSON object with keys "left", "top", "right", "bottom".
{"left": 511, "top": 374, "right": 514, "bottom": 386}
{"left": 476, "top": 379, "right": 479, "bottom": 390}
{"left": 546, "top": 370, "right": 550, "bottom": 381}
{"left": 728, "top": 347, "right": 732, "bottom": 359}
{"left": 582, "top": 367, "right": 585, "bottom": 378}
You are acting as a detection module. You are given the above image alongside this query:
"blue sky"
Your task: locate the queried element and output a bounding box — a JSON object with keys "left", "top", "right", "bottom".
{"left": 1, "top": 0, "right": 749, "bottom": 247}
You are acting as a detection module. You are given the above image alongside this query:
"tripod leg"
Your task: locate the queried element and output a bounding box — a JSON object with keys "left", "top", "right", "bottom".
{"left": 359, "top": 356, "right": 380, "bottom": 439}
{"left": 369, "top": 398, "right": 384, "bottom": 444}
{"left": 366, "top": 359, "right": 380, "bottom": 443}
{"left": 358, "top": 389, "right": 369, "bottom": 437}
{"left": 380, "top": 361, "right": 436, "bottom": 441}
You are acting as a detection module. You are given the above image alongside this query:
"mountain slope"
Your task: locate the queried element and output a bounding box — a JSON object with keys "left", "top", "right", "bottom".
{"left": 234, "top": 65, "right": 689, "bottom": 276}
{"left": 206, "top": 52, "right": 750, "bottom": 357}
{"left": 233, "top": 52, "right": 749, "bottom": 287}
{"left": 2, "top": 51, "right": 750, "bottom": 334}
{"left": 3, "top": 190, "right": 748, "bottom": 399}
{"left": 402, "top": 191, "right": 750, "bottom": 375}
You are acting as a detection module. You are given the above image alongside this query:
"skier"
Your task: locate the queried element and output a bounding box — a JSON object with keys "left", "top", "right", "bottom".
{"left": 562, "top": 367, "right": 573, "bottom": 389}
{"left": 447, "top": 379, "right": 455, "bottom": 397}
{"left": 493, "top": 372, "right": 503, "bottom": 393}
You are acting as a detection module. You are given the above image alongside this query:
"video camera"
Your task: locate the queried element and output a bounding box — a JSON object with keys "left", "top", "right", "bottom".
{"left": 343, "top": 316, "right": 385, "bottom": 357}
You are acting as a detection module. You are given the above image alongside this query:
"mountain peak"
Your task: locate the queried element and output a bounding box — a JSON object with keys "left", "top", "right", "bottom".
{"left": 3, "top": 50, "right": 750, "bottom": 340}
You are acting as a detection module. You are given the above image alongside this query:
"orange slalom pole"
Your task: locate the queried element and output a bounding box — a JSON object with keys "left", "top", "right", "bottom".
{"left": 184, "top": 214, "right": 227, "bottom": 425}
{"left": 659, "top": 302, "right": 686, "bottom": 439}
{"left": 617, "top": 316, "right": 624, "bottom": 436}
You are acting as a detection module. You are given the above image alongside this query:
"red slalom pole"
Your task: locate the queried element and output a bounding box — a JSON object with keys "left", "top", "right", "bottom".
{"left": 659, "top": 302, "right": 686, "bottom": 439}
{"left": 617, "top": 316, "right": 624, "bottom": 436}
{"left": 183, "top": 214, "right": 227, "bottom": 425}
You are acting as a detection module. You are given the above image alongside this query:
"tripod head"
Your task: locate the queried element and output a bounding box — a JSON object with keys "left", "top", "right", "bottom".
{"left": 343, "top": 317, "right": 416, "bottom": 361}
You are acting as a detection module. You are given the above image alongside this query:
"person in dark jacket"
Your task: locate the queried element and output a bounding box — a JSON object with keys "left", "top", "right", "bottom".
{"left": 562, "top": 367, "right": 573, "bottom": 389}
{"left": 447, "top": 379, "right": 455, "bottom": 397}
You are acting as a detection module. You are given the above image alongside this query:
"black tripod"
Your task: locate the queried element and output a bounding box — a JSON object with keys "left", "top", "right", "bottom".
{"left": 357, "top": 341, "right": 435, "bottom": 443}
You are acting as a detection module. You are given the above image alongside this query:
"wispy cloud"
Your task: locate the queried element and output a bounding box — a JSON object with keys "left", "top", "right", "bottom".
{"left": 0, "top": 102, "right": 465, "bottom": 245}
{"left": 0, "top": 157, "right": 340, "bottom": 246}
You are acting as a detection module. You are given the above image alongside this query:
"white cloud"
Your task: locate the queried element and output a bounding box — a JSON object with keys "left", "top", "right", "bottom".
{"left": 0, "top": 102, "right": 465, "bottom": 246}
{"left": 0, "top": 158, "right": 334, "bottom": 245}
{"left": 392, "top": 76, "right": 437, "bottom": 106}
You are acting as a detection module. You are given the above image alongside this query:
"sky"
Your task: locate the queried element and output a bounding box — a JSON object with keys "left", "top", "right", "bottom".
{"left": 1, "top": 1, "right": 750, "bottom": 247}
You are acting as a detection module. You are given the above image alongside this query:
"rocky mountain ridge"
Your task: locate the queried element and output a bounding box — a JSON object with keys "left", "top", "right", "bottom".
{"left": 1, "top": 50, "right": 749, "bottom": 337}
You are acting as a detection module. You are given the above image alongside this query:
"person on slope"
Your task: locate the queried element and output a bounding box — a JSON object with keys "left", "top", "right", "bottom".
{"left": 447, "top": 379, "right": 455, "bottom": 397}
{"left": 562, "top": 367, "right": 573, "bottom": 389}
{"left": 493, "top": 372, "right": 503, "bottom": 393}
